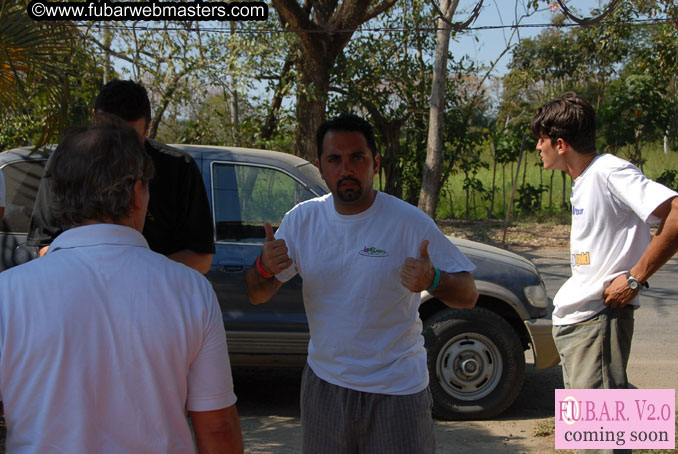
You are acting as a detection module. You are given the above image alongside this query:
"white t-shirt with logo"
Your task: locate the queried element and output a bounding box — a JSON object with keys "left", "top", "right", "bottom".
{"left": 275, "top": 191, "right": 475, "bottom": 395}
{"left": 553, "top": 154, "right": 678, "bottom": 325}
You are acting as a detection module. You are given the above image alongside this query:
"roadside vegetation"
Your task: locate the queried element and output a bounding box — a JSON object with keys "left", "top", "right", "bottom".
{"left": 2, "top": 0, "right": 677, "bottom": 227}
{"left": 433, "top": 142, "right": 678, "bottom": 223}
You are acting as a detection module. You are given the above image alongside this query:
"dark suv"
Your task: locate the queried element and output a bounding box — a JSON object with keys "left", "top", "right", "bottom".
{"left": 0, "top": 144, "right": 558, "bottom": 420}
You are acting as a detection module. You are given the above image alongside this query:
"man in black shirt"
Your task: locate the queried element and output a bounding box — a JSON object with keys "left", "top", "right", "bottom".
{"left": 27, "top": 79, "right": 215, "bottom": 273}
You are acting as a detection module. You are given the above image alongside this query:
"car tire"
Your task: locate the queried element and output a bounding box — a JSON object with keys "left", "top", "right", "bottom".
{"left": 423, "top": 306, "right": 525, "bottom": 420}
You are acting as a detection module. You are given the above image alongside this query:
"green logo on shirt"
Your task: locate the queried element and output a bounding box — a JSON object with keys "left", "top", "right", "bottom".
{"left": 359, "top": 246, "right": 389, "bottom": 257}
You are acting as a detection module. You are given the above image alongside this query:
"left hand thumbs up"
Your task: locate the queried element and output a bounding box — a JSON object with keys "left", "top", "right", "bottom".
{"left": 400, "top": 240, "right": 435, "bottom": 292}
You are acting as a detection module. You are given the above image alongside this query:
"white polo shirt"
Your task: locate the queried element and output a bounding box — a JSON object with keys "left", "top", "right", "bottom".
{"left": 0, "top": 224, "right": 236, "bottom": 453}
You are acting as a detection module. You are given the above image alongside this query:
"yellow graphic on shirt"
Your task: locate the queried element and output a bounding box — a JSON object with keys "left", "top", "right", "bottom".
{"left": 571, "top": 252, "right": 590, "bottom": 266}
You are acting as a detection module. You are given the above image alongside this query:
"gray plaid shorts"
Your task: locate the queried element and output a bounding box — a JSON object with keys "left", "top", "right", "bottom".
{"left": 300, "top": 364, "right": 435, "bottom": 454}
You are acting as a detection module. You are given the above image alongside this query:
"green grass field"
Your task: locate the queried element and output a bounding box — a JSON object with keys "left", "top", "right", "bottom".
{"left": 435, "top": 143, "right": 678, "bottom": 222}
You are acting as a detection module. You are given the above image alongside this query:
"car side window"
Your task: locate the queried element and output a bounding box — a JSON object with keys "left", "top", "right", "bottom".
{"left": 213, "top": 163, "right": 316, "bottom": 243}
{"left": 0, "top": 160, "right": 46, "bottom": 234}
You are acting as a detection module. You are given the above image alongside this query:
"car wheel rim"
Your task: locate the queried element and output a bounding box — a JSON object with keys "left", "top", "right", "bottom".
{"left": 436, "top": 333, "right": 503, "bottom": 401}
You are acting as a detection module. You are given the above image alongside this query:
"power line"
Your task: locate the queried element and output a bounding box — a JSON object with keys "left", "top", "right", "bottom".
{"left": 77, "top": 17, "right": 671, "bottom": 35}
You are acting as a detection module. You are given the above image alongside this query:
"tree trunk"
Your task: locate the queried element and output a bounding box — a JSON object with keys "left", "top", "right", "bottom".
{"left": 229, "top": 82, "right": 240, "bottom": 146}
{"left": 294, "top": 59, "right": 329, "bottom": 163}
{"left": 549, "top": 170, "right": 554, "bottom": 213}
{"left": 148, "top": 69, "right": 190, "bottom": 139}
{"left": 228, "top": 23, "right": 240, "bottom": 146}
{"left": 261, "top": 55, "right": 294, "bottom": 141}
{"left": 502, "top": 164, "right": 506, "bottom": 215}
{"left": 561, "top": 170, "right": 567, "bottom": 210}
{"left": 464, "top": 170, "right": 470, "bottom": 220}
{"left": 271, "top": 0, "right": 397, "bottom": 161}
{"left": 103, "top": 28, "right": 113, "bottom": 85}
{"left": 377, "top": 121, "right": 403, "bottom": 198}
{"left": 490, "top": 153, "right": 497, "bottom": 218}
{"left": 418, "top": 0, "right": 458, "bottom": 219}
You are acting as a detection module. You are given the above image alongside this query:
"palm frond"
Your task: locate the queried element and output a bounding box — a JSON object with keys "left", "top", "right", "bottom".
{"left": 0, "top": 0, "right": 76, "bottom": 148}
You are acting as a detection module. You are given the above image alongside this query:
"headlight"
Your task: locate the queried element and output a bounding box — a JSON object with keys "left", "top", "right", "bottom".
{"left": 524, "top": 283, "right": 548, "bottom": 308}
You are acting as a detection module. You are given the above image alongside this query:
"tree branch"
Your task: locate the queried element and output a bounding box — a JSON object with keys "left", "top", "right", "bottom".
{"left": 430, "top": 0, "right": 484, "bottom": 30}
{"left": 272, "top": 0, "right": 321, "bottom": 33}
{"left": 272, "top": 0, "right": 327, "bottom": 64}
{"left": 555, "top": 0, "right": 621, "bottom": 26}
{"left": 364, "top": 0, "right": 399, "bottom": 22}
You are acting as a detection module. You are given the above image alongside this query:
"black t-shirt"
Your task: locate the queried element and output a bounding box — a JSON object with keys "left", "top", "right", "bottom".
{"left": 27, "top": 139, "right": 215, "bottom": 256}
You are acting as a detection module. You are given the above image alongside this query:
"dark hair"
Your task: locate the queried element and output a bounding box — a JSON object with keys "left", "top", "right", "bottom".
{"left": 316, "top": 114, "right": 378, "bottom": 160}
{"left": 93, "top": 79, "right": 152, "bottom": 124}
{"left": 49, "top": 124, "right": 155, "bottom": 226}
{"left": 531, "top": 92, "right": 596, "bottom": 155}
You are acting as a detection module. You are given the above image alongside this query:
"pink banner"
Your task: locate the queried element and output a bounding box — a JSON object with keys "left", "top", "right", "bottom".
{"left": 555, "top": 389, "right": 675, "bottom": 450}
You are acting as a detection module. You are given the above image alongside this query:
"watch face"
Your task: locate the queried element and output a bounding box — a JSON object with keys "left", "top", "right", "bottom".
{"left": 627, "top": 277, "right": 640, "bottom": 290}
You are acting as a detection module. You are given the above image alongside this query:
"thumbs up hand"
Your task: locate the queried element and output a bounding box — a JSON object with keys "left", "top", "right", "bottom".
{"left": 400, "top": 240, "right": 436, "bottom": 292}
{"left": 260, "top": 222, "right": 293, "bottom": 275}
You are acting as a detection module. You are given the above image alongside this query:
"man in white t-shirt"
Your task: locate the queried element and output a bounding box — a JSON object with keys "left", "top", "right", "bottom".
{"left": 246, "top": 114, "right": 478, "bottom": 453}
{"left": 531, "top": 93, "right": 678, "bottom": 396}
{"left": 0, "top": 125, "right": 243, "bottom": 453}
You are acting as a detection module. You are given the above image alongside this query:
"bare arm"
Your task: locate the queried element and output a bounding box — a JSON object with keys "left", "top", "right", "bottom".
{"left": 190, "top": 406, "right": 243, "bottom": 454}
{"left": 246, "top": 266, "right": 284, "bottom": 304}
{"left": 603, "top": 196, "right": 678, "bottom": 308}
{"left": 245, "top": 223, "right": 291, "bottom": 304}
{"left": 400, "top": 240, "right": 479, "bottom": 308}
{"left": 167, "top": 249, "right": 214, "bottom": 274}
{"left": 428, "top": 270, "right": 478, "bottom": 308}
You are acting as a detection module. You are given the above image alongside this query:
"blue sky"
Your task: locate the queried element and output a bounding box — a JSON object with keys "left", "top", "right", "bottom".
{"left": 451, "top": 0, "right": 599, "bottom": 76}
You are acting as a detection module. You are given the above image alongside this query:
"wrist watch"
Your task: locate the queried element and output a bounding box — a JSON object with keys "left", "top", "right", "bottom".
{"left": 626, "top": 272, "right": 649, "bottom": 291}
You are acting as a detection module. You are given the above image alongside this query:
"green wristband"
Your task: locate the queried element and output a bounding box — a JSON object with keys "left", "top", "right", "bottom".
{"left": 427, "top": 267, "right": 441, "bottom": 292}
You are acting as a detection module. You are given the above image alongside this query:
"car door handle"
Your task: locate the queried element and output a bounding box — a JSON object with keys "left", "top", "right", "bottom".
{"left": 218, "top": 265, "right": 243, "bottom": 273}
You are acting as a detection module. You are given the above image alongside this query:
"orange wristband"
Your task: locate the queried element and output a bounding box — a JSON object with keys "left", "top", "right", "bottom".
{"left": 256, "top": 255, "right": 274, "bottom": 279}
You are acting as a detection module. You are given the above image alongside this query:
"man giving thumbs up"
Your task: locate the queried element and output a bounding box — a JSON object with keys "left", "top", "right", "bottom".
{"left": 245, "top": 114, "right": 478, "bottom": 454}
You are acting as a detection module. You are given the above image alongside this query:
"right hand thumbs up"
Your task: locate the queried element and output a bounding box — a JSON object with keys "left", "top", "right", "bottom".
{"left": 264, "top": 222, "right": 276, "bottom": 242}
{"left": 260, "top": 222, "right": 293, "bottom": 275}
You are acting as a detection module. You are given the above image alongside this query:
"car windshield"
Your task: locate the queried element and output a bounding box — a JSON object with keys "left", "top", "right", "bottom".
{"left": 296, "top": 162, "right": 328, "bottom": 194}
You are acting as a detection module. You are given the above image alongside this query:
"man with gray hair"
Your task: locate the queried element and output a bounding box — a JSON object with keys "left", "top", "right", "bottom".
{"left": 0, "top": 125, "right": 243, "bottom": 453}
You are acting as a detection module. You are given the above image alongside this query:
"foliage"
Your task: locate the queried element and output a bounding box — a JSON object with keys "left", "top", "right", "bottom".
{"left": 271, "top": 0, "right": 398, "bottom": 162}
{"left": 329, "top": 0, "right": 436, "bottom": 200}
{"left": 516, "top": 183, "right": 547, "bottom": 214}
{"left": 3, "top": 0, "right": 678, "bottom": 225}
{"left": 0, "top": 0, "right": 76, "bottom": 148}
{"left": 600, "top": 75, "right": 672, "bottom": 167}
{"left": 159, "top": 92, "right": 296, "bottom": 152}
{"left": 490, "top": 0, "right": 678, "bottom": 221}
{"left": 655, "top": 169, "right": 678, "bottom": 192}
